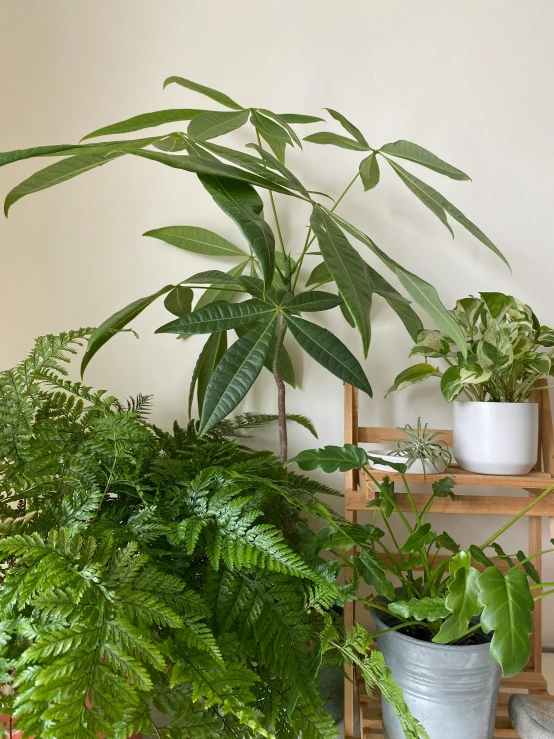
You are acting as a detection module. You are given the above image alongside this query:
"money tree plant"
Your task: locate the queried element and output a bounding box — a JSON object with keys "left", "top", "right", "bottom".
{"left": 1, "top": 76, "right": 507, "bottom": 460}
{"left": 287, "top": 444, "right": 554, "bottom": 678}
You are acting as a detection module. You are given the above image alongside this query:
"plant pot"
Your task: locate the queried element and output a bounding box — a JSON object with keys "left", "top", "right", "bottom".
{"left": 368, "top": 455, "right": 448, "bottom": 475}
{"left": 372, "top": 611, "right": 501, "bottom": 739}
{"left": 453, "top": 401, "right": 538, "bottom": 475}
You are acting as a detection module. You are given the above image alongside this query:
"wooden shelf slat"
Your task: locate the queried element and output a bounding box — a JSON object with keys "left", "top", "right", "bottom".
{"left": 364, "top": 466, "right": 553, "bottom": 489}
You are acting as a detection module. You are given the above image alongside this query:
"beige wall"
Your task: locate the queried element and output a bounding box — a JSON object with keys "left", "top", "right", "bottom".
{"left": 1, "top": 0, "right": 553, "bottom": 642}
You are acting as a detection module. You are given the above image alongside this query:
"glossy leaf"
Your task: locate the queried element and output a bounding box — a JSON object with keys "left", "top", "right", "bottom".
{"left": 164, "top": 286, "right": 193, "bottom": 317}
{"left": 399, "top": 524, "right": 437, "bottom": 553}
{"left": 144, "top": 225, "right": 246, "bottom": 257}
{"left": 163, "top": 76, "right": 244, "bottom": 110}
{"left": 311, "top": 206, "right": 373, "bottom": 356}
{"left": 235, "top": 324, "right": 296, "bottom": 388}
{"left": 156, "top": 302, "right": 274, "bottom": 335}
{"left": 188, "top": 331, "right": 228, "bottom": 416}
{"left": 440, "top": 364, "right": 492, "bottom": 402}
{"left": 476, "top": 326, "right": 514, "bottom": 372}
{"left": 286, "top": 444, "right": 368, "bottom": 473}
{"left": 380, "top": 140, "right": 470, "bottom": 180}
{"left": 182, "top": 270, "right": 246, "bottom": 288}
{"left": 194, "top": 262, "right": 248, "bottom": 311}
{"left": 340, "top": 302, "right": 356, "bottom": 327}
{"left": 358, "top": 552, "right": 395, "bottom": 601}
{"left": 81, "top": 109, "right": 205, "bottom": 140}
{"left": 250, "top": 110, "right": 292, "bottom": 146}
{"left": 480, "top": 291, "right": 514, "bottom": 320}
{"left": 325, "top": 109, "right": 368, "bottom": 147}
{"left": 287, "top": 291, "right": 343, "bottom": 313}
{"left": 198, "top": 318, "right": 277, "bottom": 435}
{"left": 433, "top": 566, "right": 481, "bottom": 644}
{"left": 284, "top": 314, "right": 372, "bottom": 396}
{"left": 389, "top": 597, "right": 449, "bottom": 622}
{"left": 303, "top": 132, "right": 369, "bottom": 151}
{"left": 187, "top": 109, "right": 250, "bottom": 141}
{"left": 305, "top": 261, "right": 332, "bottom": 287}
{"left": 469, "top": 545, "right": 495, "bottom": 569}
{"left": 200, "top": 176, "right": 276, "bottom": 292}
{"left": 410, "top": 329, "right": 451, "bottom": 358}
{"left": 81, "top": 284, "right": 173, "bottom": 375}
{"left": 386, "top": 363, "right": 440, "bottom": 395}
{"left": 359, "top": 153, "right": 380, "bottom": 191}
{"left": 515, "top": 551, "right": 541, "bottom": 584}
{"left": 477, "top": 566, "right": 534, "bottom": 677}
{"left": 257, "top": 109, "right": 302, "bottom": 148}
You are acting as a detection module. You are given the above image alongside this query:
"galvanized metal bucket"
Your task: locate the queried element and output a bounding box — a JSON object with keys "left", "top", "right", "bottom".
{"left": 372, "top": 611, "right": 501, "bottom": 739}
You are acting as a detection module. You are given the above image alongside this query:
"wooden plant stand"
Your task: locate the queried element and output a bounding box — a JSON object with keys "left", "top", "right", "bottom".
{"left": 343, "top": 380, "right": 554, "bottom": 738}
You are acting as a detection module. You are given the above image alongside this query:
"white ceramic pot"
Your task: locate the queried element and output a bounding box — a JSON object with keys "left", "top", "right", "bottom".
{"left": 368, "top": 454, "right": 448, "bottom": 475}
{"left": 453, "top": 401, "right": 538, "bottom": 475}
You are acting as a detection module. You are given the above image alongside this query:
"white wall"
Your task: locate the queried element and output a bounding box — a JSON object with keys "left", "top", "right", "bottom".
{"left": 1, "top": 0, "right": 553, "bottom": 642}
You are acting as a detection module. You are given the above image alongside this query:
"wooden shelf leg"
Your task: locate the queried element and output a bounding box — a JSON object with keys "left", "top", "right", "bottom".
{"left": 529, "top": 516, "right": 543, "bottom": 682}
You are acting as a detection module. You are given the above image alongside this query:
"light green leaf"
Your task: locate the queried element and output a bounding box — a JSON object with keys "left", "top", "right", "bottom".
{"left": 480, "top": 292, "right": 514, "bottom": 321}
{"left": 433, "top": 566, "right": 481, "bottom": 644}
{"left": 163, "top": 76, "right": 244, "bottom": 110}
{"left": 380, "top": 140, "right": 470, "bottom": 180}
{"left": 257, "top": 109, "right": 303, "bottom": 148}
{"left": 395, "top": 269, "right": 468, "bottom": 356}
{"left": 278, "top": 113, "right": 324, "bottom": 124}
{"left": 410, "top": 329, "right": 451, "bottom": 358}
{"left": 244, "top": 143, "right": 308, "bottom": 194}
{"left": 477, "top": 566, "right": 534, "bottom": 677}
{"left": 399, "top": 523, "right": 437, "bottom": 553}
{"left": 386, "top": 363, "right": 440, "bottom": 396}
{"left": 0, "top": 143, "right": 99, "bottom": 167}
{"left": 81, "top": 284, "right": 173, "bottom": 375}
{"left": 310, "top": 206, "right": 373, "bottom": 356}
{"left": 182, "top": 269, "right": 246, "bottom": 287}
{"left": 358, "top": 552, "right": 395, "bottom": 601}
{"left": 284, "top": 314, "right": 372, "bottom": 396}
{"left": 164, "top": 286, "right": 193, "bottom": 317}
{"left": 440, "top": 364, "right": 492, "bottom": 402}
{"left": 359, "top": 153, "right": 380, "bottom": 191}
{"left": 303, "top": 132, "right": 369, "bottom": 151}
{"left": 325, "top": 109, "right": 368, "bottom": 147}
{"left": 250, "top": 110, "right": 293, "bottom": 146}
{"left": 305, "top": 261, "right": 332, "bottom": 287}
{"left": 198, "top": 318, "right": 277, "bottom": 434}
{"left": 144, "top": 225, "right": 246, "bottom": 257}
{"left": 364, "top": 265, "right": 423, "bottom": 341}
{"left": 156, "top": 302, "right": 275, "bottom": 335}
{"left": 259, "top": 131, "right": 286, "bottom": 163}
{"left": 287, "top": 291, "right": 343, "bottom": 313}
{"left": 389, "top": 597, "right": 449, "bottom": 622}
{"left": 477, "top": 326, "right": 514, "bottom": 372}
{"left": 187, "top": 109, "right": 250, "bottom": 141}
{"left": 452, "top": 297, "right": 483, "bottom": 334}
{"left": 286, "top": 444, "right": 368, "bottom": 473}
{"left": 81, "top": 109, "right": 204, "bottom": 140}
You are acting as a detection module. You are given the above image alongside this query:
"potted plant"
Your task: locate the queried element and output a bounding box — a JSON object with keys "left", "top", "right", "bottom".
{"left": 388, "top": 292, "right": 554, "bottom": 474}
{"left": 288, "top": 443, "right": 554, "bottom": 739}
{"left": 367, "top": 418, "right": 451, "bottom": 476}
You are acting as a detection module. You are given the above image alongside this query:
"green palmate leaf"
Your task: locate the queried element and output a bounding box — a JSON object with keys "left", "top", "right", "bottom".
{"left": 250, "top": 110, "right": 293, "bottom": 146}
{"left": 81, "top": 109, "right": 205, "bottom": 140}
{"left": 286, "top": 444, "right": 368, "bottom": 474}
{"left": 386, "top": 363, "right": 440, "bottom": 396}
{"left": 359, "top": 153, "right": 380, "bottom": 191}
{"left": 144, "top": 225, "right": 246, "bottom": 257}
{"left": 244, "top": 143, "right": 308, "bottom": 194}
{"left": 310, "top": 206, "right": 372, "bottom": 356}
{"left": 303, "top": 132, "right": 369, "bottom": 151}
{"left": 164, "top": 286, "right": 193, "bottom": 317}
{"left": 286, "top": 291, "right": 343, "bottom": 313}
{"left": 257, "top": 109, "right": 303, "bottom": 148}
{"left": 278, "top": 113, "right": 324, "bottom": 124}
{"left": 188, "top": 331, "right": 228, "bottom": 415}
{"left": 364, "top": 265, "right": 423, "bottom": 341}
{"left": 81, "top": 284, "right": 173, "bottom": 375}
{"left": 386, "top": 159, "right": 508, "bottom": 267}
{"left": 379, "top": 140, "right": 470, "bottom": 180}
{"left": 198, "top": 318, "right": 276, "bottom": 434}
{"left": 433, "top": 566, "right": 481, "bottom": 644}
{"left": 395, "top": 270, "right": 468, "bottom": 356}
{"left": 476, "top": 326, "right": 514, "bottom": 372}
{"left": 389, "top": 597, "right": 449, "bottom": 622}
{"left": 515, "top": 551, "right": 541, "bottom": 584}
{"left": 154, "top": 134, "right": 188, "bottom": 152}
{"left": 156, "top": 302, "right": 275, "bottom": 335}
{"left": 199, "top": 176, "right": 276, "bottom": 292}
{"left": 399, "top": 524, "right": 437, "bottom": 553}
{"left": 358, "top": 552, "right": 395, "bottom": 601}
{"left": 325, "top": 109, "right": 368, "bottom": 147}
{"left": 284, "top": 314, "right": 372, "bottom": 396}
{"left": 305, "top": 261, "right": 332, "bottom": 287}
{"left": 183, "top": 269, "right": 246, "bottom": 288}
{"left": 477, "top": 566, "right": 534, "bottom": 677}
{"left": 440, "top": 364, "right": 492, "bottom": 402}
{"left": 188, "top": 109, "right": 250, "bottom": 141}
{"left": 163, "top": 76, "right": 244, "bottom": 110}
{"left": 0, "top": 143, "right": 97, "bottom": 167}
{"left": 259, "top": 131, "right": 286, "bottom": 164}
{"left": 235, "top": 324, "right": 296, "bottom": 388}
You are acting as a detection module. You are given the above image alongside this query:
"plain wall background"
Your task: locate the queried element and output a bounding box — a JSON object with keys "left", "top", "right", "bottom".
{"left": 1, "top": 0, "right": 553, "bottom": 643}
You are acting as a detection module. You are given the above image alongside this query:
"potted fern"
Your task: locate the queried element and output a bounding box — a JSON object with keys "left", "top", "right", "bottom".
{"left": 388, "top": 292, "right": 554, "bottom": 474}
{"left": 288, "top": 444, "right": 554, "bottom": 739}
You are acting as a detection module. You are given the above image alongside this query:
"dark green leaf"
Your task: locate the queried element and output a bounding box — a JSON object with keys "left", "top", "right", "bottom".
{"left": 188, "top": 331, "right": 228, "bottom": 416}
{"left": 187, "top": 109, "right": 250, "bottom": 141}
{"left": 156, "top": 302, "right": 274, "bottom": 335}
{"left": 305, "top": 261, "right": 332, "bottom": 287}
{"left": 386, "top": 363, "right": 440, "bottom": 396}
{"left": 434, "top": 532, "right": 460, "bottom": 554}
{"left": 198, "top": 318, "right": 277, "bottom": 434}
{"left": 286, "top": 291, "right": 343, "bottom": 313}
{"left": 366, "top": 455, "right": 407, "bottom": 473}
{"left": 154, "top": 135, "right": 188, "bottom": 152}
{"left": 359, "top": 153, "right": 380, "bottom": 191}
{"left": 278, "top": 114, "right": 325, "bottom": 124}
{"left": 399, "top": 523, "right": 436, "bottom": 553}
{"left": 515, "top": 551, "right": 541, "bottom": 584}
{"left": 389, "top": 597, "right": 449, "bottom": 622}
{"left": 257, "top": 109, "right": 302, "bottom": 148}
{"left": 358, "top": 552, "right": 395, "bottom": 601}
{"left": 144, "top": 226, "right": 246, "bottom": 257}
{"left": 259, "top": 131, "right": 286, "bottom": 163}
{"left": 325, "top": 109, "right": 368, "bottom": 147}
{"left": 235, "top": 324, "right": 296, "bottom": 388}
{"left": 244, "top": 143, "right": 308, "bottom": 194}
{"left": 0, "top": 143, "right": 99, "bottom": 167}
{"left": 364, "top": 265, "right": 423, "bottom": 341}
{"left": 163, "top": 76, "right": 244, "bottom": 110}
{"left": 303, "top": 132, "right": 368, "bottom": 151}
{"left": 433, "top": 566, "right": 481, "bottom": 644}
{"left": 310, "top": 206, "right": 373, "bottom": 356}
{"left": 490, "top": 543, "right": 515, "bottom": 566}
{"left": 81, "top": 284, "right": 173, "bottom": 375}
{"left": 380, "top": 140, "right": 470, "bottom": 180}
{"left": 164, "top": 286, "right": 193, "bottom": 317}
{"left": 182, "top": 270, "right": 246, "bottom": 288}
{"left": 469, "top": 545, "right": 495, "bottom": 569}
{"left": 81, "top": 109, "right": 205, "bottom": 140}
{"left": 340, "top": 302, "right": 356, "bottom": 327}
{"left": 284, "top": 314, "right": 372, "bottom": 396}
{"left": 286, "top": 444, "right": 368, "bottom": 473}
{"left": 432, "top": 477, "right": 456, "bottom": 499}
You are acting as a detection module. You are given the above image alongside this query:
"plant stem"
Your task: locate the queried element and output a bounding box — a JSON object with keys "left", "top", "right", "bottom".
{"left": 534, "top": 588, "right": 554, "bottom": 601}
{"left": 372, "top": 620, "right": 421, "bottom": 638}
{"left": 531, "top": 581, "right": 554, "bottom": 589}
{"left": 480, "top": 483, "right": 554, "bottom": 548}
{"left": 401, "top": 474, "right": 421, "bottom": 526}
{"left": 273, "top": 317, "right": 288, "bottom": 464}
{"left": 451, "top": 621, "right": 482, "bottom": 643}
{"left": 363, "top": 467, "right": 413, "bottom": 533}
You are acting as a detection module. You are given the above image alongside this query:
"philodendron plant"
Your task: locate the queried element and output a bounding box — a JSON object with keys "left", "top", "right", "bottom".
{"left": 1, "top": 75, "right": 507, "bottom": 460}
{"left": 287, "top": 444, "right": 554, "bottom": 678}
{"left": 388, "top": 291, "right": 554, "bottom": 402}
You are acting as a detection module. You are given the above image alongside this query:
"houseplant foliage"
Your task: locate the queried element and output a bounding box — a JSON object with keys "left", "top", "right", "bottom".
{"left": 388, "top": 291, "right": 554, "bottom": 402}
{"left": 382, "top": 418, "right": 452, "bottom": 475}
{"left": 287, "top": 444, "right": 554, "bottom": 679}
{"left": 0, "top": 331, "right": 428, "bottom": 739}
{"left": 1, "top": 75, "right": 507, "bottom": 461}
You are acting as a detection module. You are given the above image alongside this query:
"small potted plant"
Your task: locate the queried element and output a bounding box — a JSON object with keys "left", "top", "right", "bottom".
{"left": 368, "top": 418, "right": 451, "bottom": 477}
{"left": 388, "top": 292, "right": 554, "bottom": 474}
{"left": 287, "top": 444, "right": 554, "bottom": 739}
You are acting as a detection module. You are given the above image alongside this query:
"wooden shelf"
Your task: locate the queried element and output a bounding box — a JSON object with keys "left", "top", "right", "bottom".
{"left": 363, "top": 465, "right": 554, "bottom": 489}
